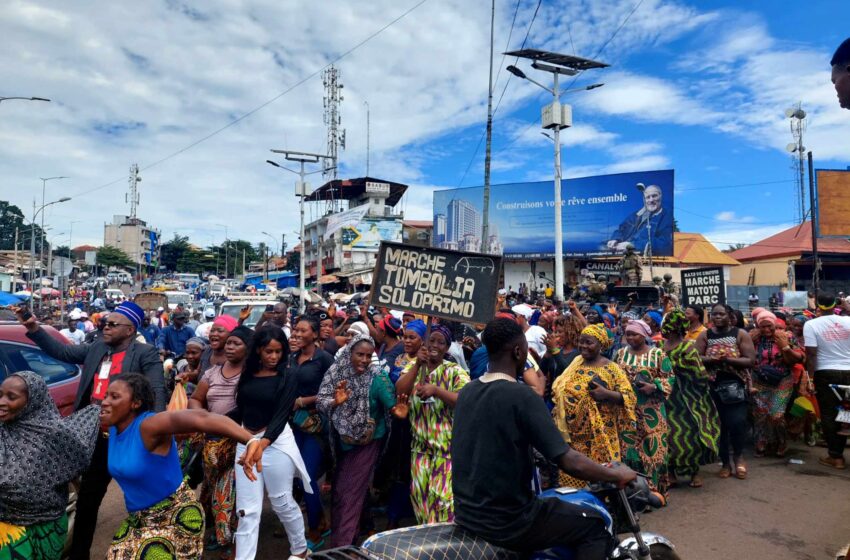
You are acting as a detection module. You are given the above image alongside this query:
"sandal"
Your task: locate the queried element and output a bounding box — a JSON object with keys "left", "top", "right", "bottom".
{"left": 718, "top": 466, "right": 732, "bottom": 479}
{"left": 689, "top": 475, "right": 703, "bottom": 488}
{"left": 736, "top": 464, "right": 748, "bottom": 479}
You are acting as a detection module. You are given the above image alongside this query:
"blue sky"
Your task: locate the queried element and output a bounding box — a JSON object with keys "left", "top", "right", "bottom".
{"left": 1, "top": 0, "right": 847, "bottom": 250}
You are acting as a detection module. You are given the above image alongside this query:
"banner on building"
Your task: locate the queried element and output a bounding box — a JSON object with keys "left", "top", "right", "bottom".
{"left": 575, "top": 260, "right": 620, "bottom": 276}
{"left": 343, "top": 219, "right": 402, "bottom": 250}
{"left": 815, "top": 170, "right": 850, "bottom": 237}
{"left": 326, "top": 203, "right": 370, "bottom": 237}
{"left": 681, "top": 267, "right": 725, "bottom": 307}
{"left": 432, "top": 170, "right": 675, "bottom": 258}
{"left": 370, "top": 241, "right": 502, "bottom": 324}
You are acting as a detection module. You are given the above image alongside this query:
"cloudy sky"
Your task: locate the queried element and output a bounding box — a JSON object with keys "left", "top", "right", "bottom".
{"left": 1, "top": 0, "right": 847, "bottom": 252}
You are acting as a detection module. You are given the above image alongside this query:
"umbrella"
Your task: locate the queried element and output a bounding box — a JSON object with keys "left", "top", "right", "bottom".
{"left": 15, "top": 290, "right": 36, "bottom": 299}
{"left": 0, "top": 292, "right": 23, "bottom": 306}
{"left": 37, "top": 287, "right": 61, "bottom": 297}
{"left": 330, "top": 293, "right": 351, "bottom": 303}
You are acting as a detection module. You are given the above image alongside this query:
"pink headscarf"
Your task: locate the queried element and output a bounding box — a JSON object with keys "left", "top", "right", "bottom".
{"left": 625, "top": 319, "right": 652, "bottom": 338}
{"left": 756, "top": 311, "right": 777, "bottom": 327}
{"left": 752, "top": 307, "right": 767, "bottom": 322}
{"left": 212, "top": 315, "right": 239, "bottom": 332}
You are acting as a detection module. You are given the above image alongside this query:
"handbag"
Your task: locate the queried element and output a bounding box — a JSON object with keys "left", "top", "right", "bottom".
{"left": 714, "top": 379, "right": 746, "bottom": 405}
{"left": 755, "top": 364, "right": 786, "bottom": 387}
{"left": 293, "top": 409, "right": 325, "bottom": 434}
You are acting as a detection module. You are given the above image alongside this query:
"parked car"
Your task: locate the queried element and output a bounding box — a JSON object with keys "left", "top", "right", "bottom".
{"left": 0, "top": 322, "right": 82, "bottom": 416}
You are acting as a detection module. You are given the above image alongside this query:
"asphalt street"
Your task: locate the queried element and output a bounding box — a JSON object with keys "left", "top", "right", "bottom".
{"left": 88, "top": 441, "right": 849, "bottom": 559}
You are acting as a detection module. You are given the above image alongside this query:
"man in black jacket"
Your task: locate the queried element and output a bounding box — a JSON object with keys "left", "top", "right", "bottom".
{"left": 17, "top": 301, "right": 165, "bottom": 560}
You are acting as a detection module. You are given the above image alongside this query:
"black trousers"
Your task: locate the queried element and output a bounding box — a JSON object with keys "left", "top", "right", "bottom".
{"left": 712, "top": 394, "right": 748, "bottom": 465}
{"left": 69, "top": 432, "right": 112, "bottom": 560}
{"left": 814, "top": 369, "right": 850, "bottom": 459}
{"left": 489, "top": 499, "right": 614, "bottom": 560}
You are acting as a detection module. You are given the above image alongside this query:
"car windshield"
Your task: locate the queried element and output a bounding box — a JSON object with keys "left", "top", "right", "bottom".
{"left": 167, "top": 293, "right": 192, "bottom": 306}
{"left": 220, "top": 305, "right": 267, "bottom": 327}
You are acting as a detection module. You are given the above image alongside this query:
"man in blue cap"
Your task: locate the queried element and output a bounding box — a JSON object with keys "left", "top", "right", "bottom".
{"left": 16, "top": 300, "right": 165, "bottom": 560}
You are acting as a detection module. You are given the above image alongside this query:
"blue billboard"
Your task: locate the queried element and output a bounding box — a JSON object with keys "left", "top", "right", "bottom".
{"left": 432, "top": 170, "right": 674, "bottom": 258}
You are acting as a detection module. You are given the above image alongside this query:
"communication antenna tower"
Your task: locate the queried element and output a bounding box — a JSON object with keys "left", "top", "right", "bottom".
{"left": 126, "top": 163, "right": 141, "bottom": 220}
{"left": 323, "top": 66, "right": 345, "bottom": 211}
{"left": 785, "top": 103, "right": 807, "bottom": 223}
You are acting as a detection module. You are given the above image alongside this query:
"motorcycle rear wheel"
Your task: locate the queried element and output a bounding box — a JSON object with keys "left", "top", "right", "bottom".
{"left": 648, "top": 543, "right": 682, "bottom": 560}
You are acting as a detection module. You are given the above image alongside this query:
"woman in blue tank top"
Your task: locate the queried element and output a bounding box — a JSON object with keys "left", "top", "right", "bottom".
{"left": 100, "top": 373, "right": 261, "bottom": 559}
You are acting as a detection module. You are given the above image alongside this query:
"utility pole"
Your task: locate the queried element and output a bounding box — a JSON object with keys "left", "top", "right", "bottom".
{"left": 481, "top": 0, "right": 495, "bottom": 252}
{"left": 268, "top": 151, "right": 333, "bottom": 312}
{"left": 364, "top": 100, "right": 370, "bottom": 176}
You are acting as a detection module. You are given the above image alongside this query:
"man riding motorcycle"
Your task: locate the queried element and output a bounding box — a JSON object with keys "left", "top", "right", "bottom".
{"left": 452, "top": 318, "right": 637, "bottom": 559}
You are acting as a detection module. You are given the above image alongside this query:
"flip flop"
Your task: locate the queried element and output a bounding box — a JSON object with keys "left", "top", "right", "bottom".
{"left": 718, "top": 466, "right": 732, "bottom": 479}
{"left": 689, "top": 475, "right": 703, "bottom": 488}
{"left": 736, "top": 465, "right": 748, "bottom": 479}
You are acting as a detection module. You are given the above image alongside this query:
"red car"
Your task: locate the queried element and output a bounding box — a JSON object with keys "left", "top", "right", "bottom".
{"left": 0, "top": 321, "right": 82, "bottom": 416}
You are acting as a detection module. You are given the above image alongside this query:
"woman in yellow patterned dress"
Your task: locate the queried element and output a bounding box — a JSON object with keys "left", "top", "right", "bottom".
{"left": 552, "top": 324, "right": 637, "bottom": 488}
{"left": 615, "top": 319, "right": 674, "bottom": 498}
{"left": 395, "top": 323, "right": 469, "bottom": 524}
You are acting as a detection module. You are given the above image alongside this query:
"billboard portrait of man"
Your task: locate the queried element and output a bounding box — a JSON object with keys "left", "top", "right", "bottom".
{"left": 606, "top": 183, "right": 674, "bottom": 255}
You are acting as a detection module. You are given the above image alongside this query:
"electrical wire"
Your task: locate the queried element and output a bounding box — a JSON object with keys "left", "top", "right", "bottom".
{"left": 493, "top": 0, "right": 646, "bottom": 158}
{"left": 70, "top": 0, "right": 429, "bottom": 199}
{"left": 456, "top": 0, "right": 543, "bottom": 187}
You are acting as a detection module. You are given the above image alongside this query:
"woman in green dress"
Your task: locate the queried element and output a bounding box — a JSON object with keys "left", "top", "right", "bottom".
{"left": 615, "top": 319, "right": 673, "bottom": 498}
{"left": 0, "top": 371, "right": 100, "bottom": 560}
{"left": 662, "top": 308, "right": 719, "bottom": 488}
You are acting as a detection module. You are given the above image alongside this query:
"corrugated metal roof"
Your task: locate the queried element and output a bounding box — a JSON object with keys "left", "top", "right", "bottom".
{"left": 648, "top": 233, "right": 740, "bottom": 266}
{"left": 728, "top": 221, "right": 850, "bottom": 262}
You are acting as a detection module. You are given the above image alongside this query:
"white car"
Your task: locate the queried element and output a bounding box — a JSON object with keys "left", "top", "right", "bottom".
{"left": 104, "top": 289, "right": 126, "bottom": 303}
{"left": 219, "top": 300, "right": 277, "bottom": 329}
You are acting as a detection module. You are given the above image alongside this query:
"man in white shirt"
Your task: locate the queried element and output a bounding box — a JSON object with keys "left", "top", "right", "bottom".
{"left": 512, "top": 303, "right": 547, "bottom": 360}
{"left": 803, "top": 293, "right": 850, "bottom": 470}
{"left": 59, "top": 317, "right": 86, "bottom": 345}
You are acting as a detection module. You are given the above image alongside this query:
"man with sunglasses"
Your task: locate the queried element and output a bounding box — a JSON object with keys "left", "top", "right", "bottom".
{"left": 16, "top": 300, "right": 165, "bottom": 560}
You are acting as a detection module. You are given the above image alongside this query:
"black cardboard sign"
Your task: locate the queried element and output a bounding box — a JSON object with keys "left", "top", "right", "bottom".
{"left": 680, "top": 266, "right": 726, "bottom": 307}
{"left": 369, "top": 242, "right": 502, "bottom": 324}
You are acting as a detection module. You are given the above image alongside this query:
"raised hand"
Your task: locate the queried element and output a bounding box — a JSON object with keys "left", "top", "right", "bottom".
{"left": 391, "top": 393, "right": 410, "bottom": 419}
{"left": 333, "top": 380, "right": 351, "bottom": 406}
{"left": 239, "top": 305, "right": 251, "bottom": 322}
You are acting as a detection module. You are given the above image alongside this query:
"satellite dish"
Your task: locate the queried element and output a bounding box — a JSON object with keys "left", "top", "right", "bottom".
{"left": 785, "top": 108, "right": 795, "bottom": 118}
{"left": 786, "top": 143, "right": 798, "bottom": 153}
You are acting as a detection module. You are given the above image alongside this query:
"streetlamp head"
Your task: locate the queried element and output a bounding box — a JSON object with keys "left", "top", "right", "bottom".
{"left": 506, "top": 65, "right": 526, "bottom": 79}
{"left": 31, "top": 97, "right": 51, "bottom": 102}
{"left": 586, "top": 83, "right": 605, "bottom": 90}
{"left": 266, "top": 160, "right": 282, "bottom": 168}
{"left": 58, "top": 197, "right": 71, "bottom": 203}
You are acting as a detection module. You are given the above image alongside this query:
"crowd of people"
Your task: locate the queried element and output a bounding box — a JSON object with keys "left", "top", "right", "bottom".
{"left": 2, "top": 283, "right": 850, "bottom": 560}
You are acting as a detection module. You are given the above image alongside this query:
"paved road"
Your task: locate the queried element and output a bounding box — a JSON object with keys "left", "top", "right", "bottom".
{"left": 90, "top": 442, "right": 849, "bottom": 559}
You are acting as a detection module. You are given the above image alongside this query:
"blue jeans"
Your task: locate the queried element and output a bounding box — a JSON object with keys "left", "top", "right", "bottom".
{"left": 294, "top": 429, "right": 326, "bottom": 530}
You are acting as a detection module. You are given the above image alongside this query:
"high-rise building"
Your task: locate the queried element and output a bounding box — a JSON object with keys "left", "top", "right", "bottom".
{"left": 433, "top": 213, "right": 447, "bottom": 246}
{"left": 446, "top": 199, "right": 481, "bottom": 245}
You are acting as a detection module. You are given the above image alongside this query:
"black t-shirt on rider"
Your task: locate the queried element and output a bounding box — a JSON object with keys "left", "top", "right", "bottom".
{"left": 452, "top": 377, "right": 569, "bottom": 543}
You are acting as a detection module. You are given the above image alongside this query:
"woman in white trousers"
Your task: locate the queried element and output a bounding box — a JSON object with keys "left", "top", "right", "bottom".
{"left": 235, "top": 326, "right": 312, "bottom": 560}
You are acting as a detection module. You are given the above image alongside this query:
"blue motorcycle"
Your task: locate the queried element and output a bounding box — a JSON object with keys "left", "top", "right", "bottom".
{"left": 311, "top": 476, "right": 681, "bottom": 560}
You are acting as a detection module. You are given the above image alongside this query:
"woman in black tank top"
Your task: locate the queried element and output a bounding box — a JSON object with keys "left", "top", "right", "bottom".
{"left": 696, "top": 304, "right": 755, "bottom": 480}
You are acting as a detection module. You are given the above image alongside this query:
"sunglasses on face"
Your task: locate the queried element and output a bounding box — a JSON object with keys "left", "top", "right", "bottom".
{"left": 104, "top": 321, "right": 131, "bottom": 329}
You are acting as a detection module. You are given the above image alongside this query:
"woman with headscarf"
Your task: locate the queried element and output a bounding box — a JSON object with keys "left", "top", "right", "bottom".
{"left": 551, "top": 324, "right": 637, "bottom": 488}
{"left": 540, "top": 313, "right": 584, "bottom": 405}
{"left": 174, "top": 336, "right": 207, "bottom": 393}
{"left": 395, "top": 323, "right": 470, "bottom": 524}
{"left": 316, "top": 335, "right": 398, "bottom": 546}
{"left": 615, "top": 319, "right": 673, "bottom": 498}
{"left": 199, "top": 315, "right": 239, "bottom": 378}
{"left": 378, "top": 318, "right": 427, "bottom": 529}
{"left": 643, "top": 310, "right": 664, "bottom": 344}
{"left": 695, "top": 304, "right": 755, "bottom": 480}
{"left": 749, "top": 310, "right": 805, "bottom": 458}
{"left": 189, "top": 325, "right": 253, "bottom": 554}
{"left": 0, "top": 372, "right": 100, "bottom": 560}
{"left": 662, "top": 309, "right": 719, "bottom": 489}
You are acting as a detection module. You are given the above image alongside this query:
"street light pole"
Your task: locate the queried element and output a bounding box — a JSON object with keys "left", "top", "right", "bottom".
{"left": 215, "top": 224, "right": 229, "bottom": 278}
{"left": 505, "top": 49, "right": 607, "bottom": 301}
{"left": 29, "top": 197, "right": 71, "bottom": 311}
{"left": 268, "top": 151, "right": 333, "bottom": 313}
{"left": 39, "top": 176, "right": 69, "bottom": 290}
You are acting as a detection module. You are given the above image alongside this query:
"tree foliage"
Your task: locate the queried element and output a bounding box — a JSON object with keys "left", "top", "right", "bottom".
{"left": 159, "top": 234, "right": 260, "bottom": 276}
{"left": 0, "top": 200, "right": 46, "bottom": 251}
{"left": 97, "top": 246, "right": 135, "bottom": 269}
